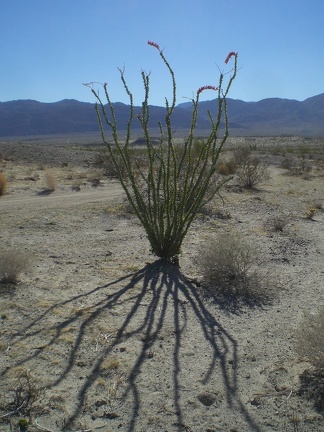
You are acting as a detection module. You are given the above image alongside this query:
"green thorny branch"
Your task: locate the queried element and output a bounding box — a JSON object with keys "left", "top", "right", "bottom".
{"left": 85, "top": 42, "right": 238, "bottom": 263}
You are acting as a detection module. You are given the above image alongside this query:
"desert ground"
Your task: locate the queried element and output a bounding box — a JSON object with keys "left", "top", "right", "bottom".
{"left": 0, "top": 136, "right": 323, "bottom": 432}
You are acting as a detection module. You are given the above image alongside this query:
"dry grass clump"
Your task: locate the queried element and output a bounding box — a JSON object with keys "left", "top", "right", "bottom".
{"left": 0, "top": 249, "right": 30, "bottom": 284}
{"left": 217, "top": 159, "right": 237, "bottom": 176}
{"left": 305, "top": 207, "right": 317, "bottom": 220}
{"left": 197, "top": 231, "right": 266, "bottom": 304}
{"left": 264, "top": 214, "right": 289, "bottom": 232}
{"left": 100, "top": 356, "right": 120, "bottom": 374}
{"left": 0, "top": 368, "right": 43, "bottom": 424}
{"left": 71, "top": 178, "right": 83, "bottom": 191}
{"left": 198, "top": 204, "right": 231, "bottom": 221}
{"left": 299, "top": 368, "right": 324, "bottom": 413}
{"left": 295, "top": 308, "right": 324, "bottom": 369}
{"left": 87, "top": 169, "right": 104, "bottom": 186}
{"left": 44, "top": 171, "right": 56, "bottom": 192}
{"left": 0, "top": 172, "right": 7, "bottom": 197}
{"left": 295, "top": 308, "right": 324, "bottom": 412}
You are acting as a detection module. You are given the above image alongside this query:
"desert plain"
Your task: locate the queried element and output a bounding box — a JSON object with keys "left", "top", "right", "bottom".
{"left": 0, "top": 135, "right": 323, "bottom": 432}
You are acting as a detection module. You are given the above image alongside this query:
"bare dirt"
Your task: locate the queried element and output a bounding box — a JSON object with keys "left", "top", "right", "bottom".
{"left": 0, "top": 137, "right": 323, "bottom": 432}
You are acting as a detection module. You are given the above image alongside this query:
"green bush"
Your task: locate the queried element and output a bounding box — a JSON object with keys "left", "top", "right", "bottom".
{"left": 18, "top": 418, "right": 29, "bottom": 431}
{"left": 86, "top": 42, "right": 238, "bottom": 263}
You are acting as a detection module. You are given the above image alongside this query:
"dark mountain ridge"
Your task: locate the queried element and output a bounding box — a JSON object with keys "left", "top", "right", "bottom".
{"left": 1, "top": 93, "right": 324, "bottom": 137}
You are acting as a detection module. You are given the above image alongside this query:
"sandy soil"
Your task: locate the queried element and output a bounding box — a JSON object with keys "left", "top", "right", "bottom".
{"left": 0, "top": 138, "right": 323, "bottom": 432}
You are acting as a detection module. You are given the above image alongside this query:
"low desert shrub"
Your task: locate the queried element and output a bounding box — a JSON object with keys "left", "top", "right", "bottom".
{"left": 264, "top": 214, "right": 289, "bottom": 232}
{"left": 197, "top": 231, "right": 264, "bottom": 301}
{"left": 233, "top": 147, "right": 270, "bottom": 188}
{"left": 285, "top": 159, "right": 312, "bottom": 177}
{"left": 198, "top": 204, "right": 231, "bottom": 221}
{"left": 265, "top": 144, "right": 287, "bottom": 157}
{"left": 299, "top": 368, "right": 324, "bottom": 413}
{"left": 17, "top": 418, "right": 29, "bottom": 431}
{"left": 295, "top": 308, "right": 324, "bottom": 412}
{"left": 87, "top": 169, "right": 104, "bottom": 186}
{"left": 95, "top": 149, "right": 130, "bottom": 179}
{"left": 5, "top": 368, "right": 42, "bottom": 420}
{"left": 0, "top": 172, "right": 7, "bottom": 197}
{"left": 0, "top": 249, "right": 30, "bottom": 284}
{"left": 71, "top": 178, "right": 83, "bottom": 191}
{"left": 279, "top": 156, "right": 294, "bottom": 170}
{"left": 295, "top": 308, "right": 324, "bottom": 368}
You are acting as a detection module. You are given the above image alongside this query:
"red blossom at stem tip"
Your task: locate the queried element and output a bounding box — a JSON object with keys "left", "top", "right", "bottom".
{"left": 197, "top": 85, "right": 219, "bottom": 95}
{"left": 147, "top": 40, "right": 160, "bottom": 51}
{"left": 225, "top": 51, "right": 238, "bottom": 64}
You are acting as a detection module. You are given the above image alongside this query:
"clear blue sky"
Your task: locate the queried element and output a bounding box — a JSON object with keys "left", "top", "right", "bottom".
{"left": 1, "top": 0, "right": 323, "bottom": 106}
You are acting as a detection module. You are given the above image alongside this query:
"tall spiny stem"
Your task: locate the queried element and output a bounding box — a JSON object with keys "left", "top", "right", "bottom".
{"left": 85, "top": 43, "right": 238, "bottom": 263}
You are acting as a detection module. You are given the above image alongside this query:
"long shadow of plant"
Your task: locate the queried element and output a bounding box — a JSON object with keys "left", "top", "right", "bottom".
{"left": 1, "top": 262, "right": 262, "bottom": 431}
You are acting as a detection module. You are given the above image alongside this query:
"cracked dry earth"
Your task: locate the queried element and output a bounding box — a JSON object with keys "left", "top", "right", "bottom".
{"left": 0, "top": 138, "right": 323, "bottom": 432}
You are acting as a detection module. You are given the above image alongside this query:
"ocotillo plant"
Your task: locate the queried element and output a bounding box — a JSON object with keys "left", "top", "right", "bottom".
{"left": 85, "top": 42, "right": 237, "bottom": 264}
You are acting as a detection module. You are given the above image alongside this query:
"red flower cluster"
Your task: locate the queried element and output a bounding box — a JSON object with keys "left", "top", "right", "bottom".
{"left": 225, "top": 52, "right": 238, "bottom": 64}
{"left": 197, "top": 85, "right": 219, "bottom": 95}
{"left": 147, "top": 40, "right": 160, "bottom": 51}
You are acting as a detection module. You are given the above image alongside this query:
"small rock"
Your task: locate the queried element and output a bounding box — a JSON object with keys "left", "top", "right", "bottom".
{"left": 95, "top": 399, "right": 107, "bottom": 408}
{"left": 197, "top": 392, "right": 216, "bottom": 407}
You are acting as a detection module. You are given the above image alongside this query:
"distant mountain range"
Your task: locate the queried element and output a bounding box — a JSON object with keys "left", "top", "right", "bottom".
{"left": 1, "top": 94, "right": 324, "bottom": 137}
